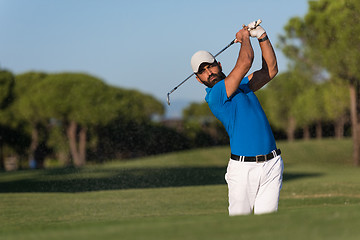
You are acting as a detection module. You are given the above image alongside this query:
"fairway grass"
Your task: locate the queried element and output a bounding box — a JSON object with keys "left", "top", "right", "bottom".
{"left": 1, "top": 138, "right": 360, "bottom": 240}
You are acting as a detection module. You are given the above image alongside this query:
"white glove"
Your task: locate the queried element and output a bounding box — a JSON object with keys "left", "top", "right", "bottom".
{"left": 247, "top": 20, "right": 265, "bottom": 39}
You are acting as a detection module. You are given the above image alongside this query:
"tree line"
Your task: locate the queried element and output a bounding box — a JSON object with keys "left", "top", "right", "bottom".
{"left": 279, "top": 0, "right": 360, "bottom": 166}
{"left": 0, "top": 71, "right": 194, "bottom": 169}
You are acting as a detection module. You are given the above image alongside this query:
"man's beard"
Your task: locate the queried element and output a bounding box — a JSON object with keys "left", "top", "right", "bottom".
{"left": 202, "top": 72, "right": 226, "bottom": 88}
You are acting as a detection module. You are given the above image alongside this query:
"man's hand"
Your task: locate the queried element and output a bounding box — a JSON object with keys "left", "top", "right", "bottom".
{"left": 247, "top": 20, "right": 265, "bottom": 39}
{"left": 234, "top": 27, "right": 250, "bottom": 43}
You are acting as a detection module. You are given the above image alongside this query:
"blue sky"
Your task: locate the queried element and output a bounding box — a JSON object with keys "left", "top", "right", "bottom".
{"left": 0, "top": 0, "right": 309, "bottom": 116}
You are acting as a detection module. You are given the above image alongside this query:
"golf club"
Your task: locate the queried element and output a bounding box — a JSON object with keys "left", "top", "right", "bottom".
{"left": 166, "top": 19, "right": 262, "bottom": 106}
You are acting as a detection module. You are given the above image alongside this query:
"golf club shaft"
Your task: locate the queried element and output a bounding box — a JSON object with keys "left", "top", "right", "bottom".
{"left": 166, "top": 39, "right": 235, "bottom": 105}
{"left": 214, "top": 39, "right": 236, "bottom": 58}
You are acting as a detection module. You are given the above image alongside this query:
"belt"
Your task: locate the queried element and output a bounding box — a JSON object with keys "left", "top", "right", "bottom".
{"left": 230, "top": 149, "right": 281, "bottom": 163}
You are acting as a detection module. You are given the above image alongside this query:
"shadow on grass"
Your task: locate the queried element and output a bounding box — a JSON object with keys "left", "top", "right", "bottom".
{"left": 0, "top": 167, "right": 322, "bottom": 193}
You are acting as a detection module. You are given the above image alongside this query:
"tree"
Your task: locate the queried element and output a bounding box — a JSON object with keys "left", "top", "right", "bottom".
{"left": 95, "top": 87, "right": 167, "bottom": 159}
{"left": 283, "top": 0, "right": 360, "bottom": 165}
{"left": 182, "top": 102, "right": 228, "bottom": 146}
{"left": 0, "top": 70, "right": 14, "bottom": 109}
{"left": 291, "top": 85, "right": 326, "bottom": 140}
{"left": 262, "top": 71, "right": 311, "bottom": 141}
{"left": 183, "top": 102, "right": 217, "bottom": 125}
{"left": 13, "top": 72, "right": 48, "bottom": 168}
{"left": 34, "top": 75, "right": 166, "bottom": 166}
{"left": 322, "top": 79, "right": 350, "bottom": 138}
{"left": 31, "top": 73, "right": 120, "bottom": 167}
{"left": 0, "top": 69, "right": 15, "bottom": 168}
{"left": 107, "top": 87, "right": 164, "bottom": 122}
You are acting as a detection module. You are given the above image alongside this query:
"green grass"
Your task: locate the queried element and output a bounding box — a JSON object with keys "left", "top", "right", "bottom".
{"left": 1, "top": 138, "right": 359, "bottom": 240}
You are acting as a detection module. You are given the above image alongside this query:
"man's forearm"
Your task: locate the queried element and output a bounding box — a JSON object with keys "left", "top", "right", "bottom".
{"left": 248, "top": 34, "right": 278, "bottom": 92}
{"left": 225, "top": 36, "right": 254, "bottom": 97}
{"left": 259, "top": 33, "right": 278, "bottom": 79}
{"left": 237, "top": 37, "right": 254, "bottom": 72}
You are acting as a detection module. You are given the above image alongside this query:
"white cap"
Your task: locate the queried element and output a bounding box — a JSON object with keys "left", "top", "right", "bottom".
{"left": 191, "top": 50, "right": 215, "bottom": 73}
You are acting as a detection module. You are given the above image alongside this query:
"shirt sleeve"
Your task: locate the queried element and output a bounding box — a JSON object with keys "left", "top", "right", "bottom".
{"left": 240, "top": 76, "right": 249, "bottom": 85}
{"left": 239, "top": 76, "right": 252, "bottom": 94}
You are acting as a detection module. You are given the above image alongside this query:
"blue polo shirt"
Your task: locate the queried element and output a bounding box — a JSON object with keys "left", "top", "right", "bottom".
{"left": 205, "top": 77, "right": 276, "bottom": 156}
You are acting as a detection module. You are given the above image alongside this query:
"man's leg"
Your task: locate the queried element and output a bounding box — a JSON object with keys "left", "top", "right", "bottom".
{"left": 225, "top": 160, "right": 261, "bottom": 216}
{"left": 254, "top": 156, "right": 284, "bottom": 215}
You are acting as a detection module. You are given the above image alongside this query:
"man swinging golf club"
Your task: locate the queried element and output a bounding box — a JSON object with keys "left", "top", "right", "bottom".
{"left": 191, "top": 20, "right": 284, "bottom": 215}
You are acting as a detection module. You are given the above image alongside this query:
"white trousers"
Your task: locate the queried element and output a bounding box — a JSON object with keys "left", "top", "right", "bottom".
{"left": 225, "top": 155, "right": 284, "bottom": 216}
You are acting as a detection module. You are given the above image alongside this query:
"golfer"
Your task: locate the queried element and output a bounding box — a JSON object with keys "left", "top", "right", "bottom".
{"left": 191, "top": 21, "right": 283, "bottom": 215}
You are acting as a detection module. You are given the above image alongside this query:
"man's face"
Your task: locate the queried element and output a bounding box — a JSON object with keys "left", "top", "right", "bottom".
{"left": 196, "top": 61, "right": 225, "bottom": 88}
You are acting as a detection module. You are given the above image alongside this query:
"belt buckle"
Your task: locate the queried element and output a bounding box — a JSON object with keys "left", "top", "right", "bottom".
{"left": 255, "top": 154, "right": 266, "bottom": 163}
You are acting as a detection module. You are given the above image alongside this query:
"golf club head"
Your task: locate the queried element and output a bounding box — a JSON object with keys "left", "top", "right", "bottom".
{"left": 167, "top": 93, "right": 171, "bottom": 105}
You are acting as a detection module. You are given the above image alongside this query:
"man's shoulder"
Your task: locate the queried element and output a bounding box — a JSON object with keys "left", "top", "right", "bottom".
{"left": 206, "top": 80, "right": 225, "bottom": 99}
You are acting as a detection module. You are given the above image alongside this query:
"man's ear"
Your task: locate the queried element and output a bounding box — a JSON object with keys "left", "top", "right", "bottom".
{"left": 218, "top": 62, "right": 223, "bottom": 71}
{"left": 195, "top": 75, "right": 202, "bottom": 84}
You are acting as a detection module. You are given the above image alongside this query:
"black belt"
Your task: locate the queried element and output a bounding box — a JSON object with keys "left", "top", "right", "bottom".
{"left": 231, "top": 149, "right": 281, "bottom": 163}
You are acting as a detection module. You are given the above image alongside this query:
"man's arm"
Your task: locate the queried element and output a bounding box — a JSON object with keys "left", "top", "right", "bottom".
{"left": 224, "top": 28, "right": 254, "bottom": 98}
{"left": 248, "top": 32, "right": 278, "bottom": 92}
